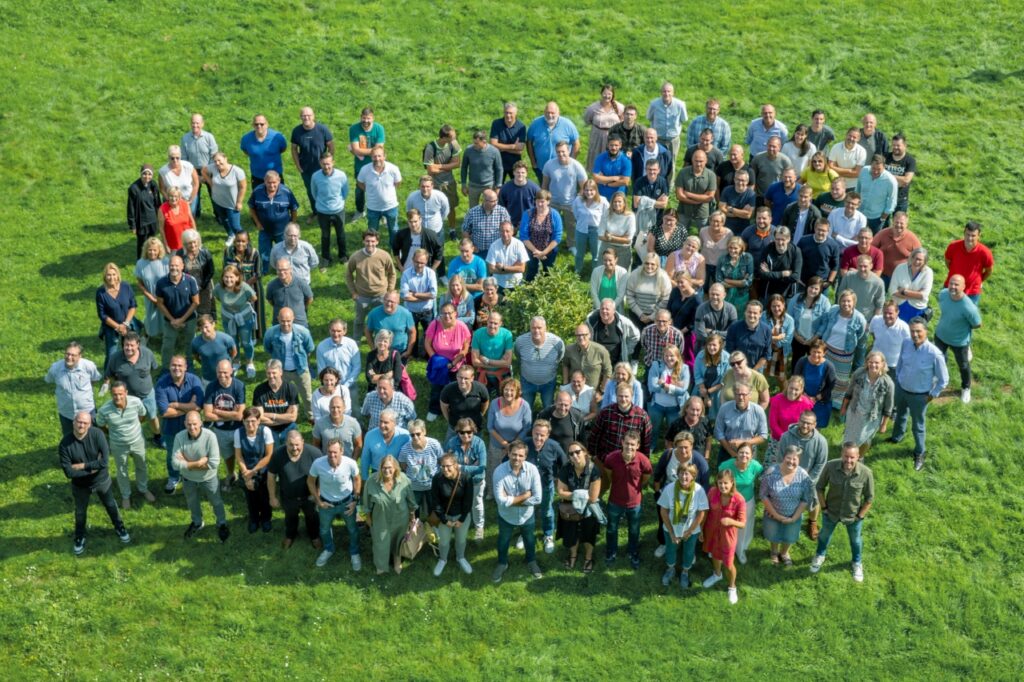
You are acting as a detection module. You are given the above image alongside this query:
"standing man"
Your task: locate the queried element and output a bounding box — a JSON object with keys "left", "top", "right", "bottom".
{"left": 716, "top": 144, "right": 755, "bottom": 199}
{"left": 693, "top": 284, "right": 737, "bottom": 348}
{"left": 240, "top": 114, "right": 288, "bottom": 187}
{"left": 406, "top": 175, "right": 450, "bottom": 240}
{"left": 248, "top": 170, "right": 299, "bottom": 272}
{"left": 889, "top": 319, "right": 949, "bottom": 471}
{"left": 646, "top": 82, "right": 688, "bottom": 167}
{"left": 526, "top": 101, "right": 580, "bottom": 183}
{"left": 96, "top": 382, "right": 152, "bottom": 510}
{"left": 346, "top": 230, "right": 396, "bottom": 338}
{"left": 155, "top": 355, "right": 204, "bottom": 493}
{"left": 181, "top": 113, "right": 218, "bottom": 219}
{"left": 811, "top": 443, "right": 874, "bottom": 583}
{"left": 357, "top": 145, "right": 403, "bottom": 244}
{"left": 290, "top": 106, "right": 334, "bottom": 218}
{"left": 268, "top": 430, "right": 322, "bottom": 549}
{"left": 934, "top": 275, "right": 982, "bottom": 404}
{"left": 310, "top": 439, "right": 363, "bottom": 571}
{"left": 126, "top": 164, "right": 161, "bottom": 259}
{"left": 399, "top": 248, "right": 438, "bottom": 355}
{"left": 422, "top": 125, "right": 460, "bottom": 237}
{"left": 492, "top": 440, "right": 544, "bottom": 583}
{"left": 828, "top": 128, "right": 866, "bottom": 180}
{"left": 815, "top": 177, "right": 848, "bottom": 218}
{"left": 683, "top": 128, "right": 725, "bottom": 170}
{"left": 588, "top": 383, "right": 653, "bottom": 483}
{"left": 884, "top": 134, "right": 917, "bottom": 213}
{"left": 514, "top": 316, "right": 566, "bottom": 411}
{"left": 172, "top": 410, "right": 230, "bottom": 542}
{"left": 944, "top": 221, "right": 994, "bottom": 304}
{"left": 264, "top": 307, "right": 315, "bottom": 421}
{"left": 316, "top": 318, "right": 362, "bottom": 413}
{"left": 806, "top": 109, "right": 835, "bottom": 152}
{"left": 310, "top": 152, "right": 349, "bottom": 269}
{"left": 45, "top": 342, "right": 102, "bottom": 438}
{"left": 462, "top": 188, "right": 511, "bottom": 255}
{"left": 60, "top": 412, "right": 131, "bottom": 555}
{"left": 838, "top": 256, "right": 886, "bottom": 367}
{"left": 744, "top": 104, "right": 788, "bottom": 157}
{"left": 498, "top": 161, "right": 540, "bottom": 230}
{"left": 631, "top": 127, "right": 673, "bottom": 185}
{"left": 439, "top": 365, "right": 490, "bottom": 440}
{"left": 270, "top": 223, "right": 320, "bottom": 285}
{"left": 460, "top": 130, "right": 503, "bottom": 209}
{"left": 253, "top": 360, "right": 300, "bottom": 447}
{"left": 868, "top": 300, "right": 911, "bottom": 376}
{"left": 485, "top": 219, "right": 529, "bottom": 292}
{"left": 587, "top": 298, "right": 641, "bottom": 367}
{"left": 348, "top": 107, "right": 386, "bottom": 220}
{"left": 872, "top": 212, "right": 921, "bottom": 285}
{"left": 858, "top": 113, "right": 890, "bottom": 160}
{"left": 489, "top": 102, "right": 527, "bottom": 182}
{"left": 603, "top": 430, "right": 653, "bottom": 569}
{"left": 686, "top": 98, "right": 731, "bottom": 154}
{"left": 798, "top": 218, "right": 842, "bottom": 291}
{"left": 103, "top": 332, "right": 162, "bottom": 448}
{"left": 201, "top": 359, "right": 246, "bottom": 490}
{"left": 781, "top": 184, "right": 822, "bottom": 244}
{"left": 155, "top": 255, "right": 199, "bottom": 371}
{"left": 776, "top": 410, "right": 829, "bottom": 540}
{"left": 725, "top": 301, "right": 773, "bottom": 372}
{"left": 366, "top": 291, "right": 416, "bottom": 359}
{"left": 562, "top": 324, "right": 612, "bottom": 395}
{"left": 714, "top": 381, "right": 769, "bottom": 465}
{"left": 361, "top": 378, "right": 417, "bottom": 431}
{"left": 764, "top": 167, "right": 800, "bottom": 228}
{"left": 609, "top": 104, "right": 646, "bottom": 155}
{"left": 828, "top": 193, "right": 867, "bottom": 248}
{"left": 674, "top": 149, "right": 717, "bottom": 231}
{"left": 856, "top": 155, "right": 898, "bottom": 233}
{"left": 750, "top": 136, "right": 793, "bottom": 200}
{"left": 541, "top": 141, "right": 587, "bottom": 250}
{"left": 592, "top": 135, "right": 631, "bottom": 201}
{"left": 265, "top": 259, "right": 313, "bottom": 328}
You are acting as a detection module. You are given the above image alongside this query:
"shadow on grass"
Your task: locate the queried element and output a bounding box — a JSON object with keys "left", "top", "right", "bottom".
{"left": 0, "top": 376, "right": 49, "bottom": 397}
{"left": 60, "top": 285, "right": 100, "bottom": 303}
{"left": 964, "top": 68, "right": 1024, "bottom": 84}
{"left": 0, "top": 447, "right": 63, "bottom": 484}
{"left": 39, "top": 243, "right": 133, "bottom": 280}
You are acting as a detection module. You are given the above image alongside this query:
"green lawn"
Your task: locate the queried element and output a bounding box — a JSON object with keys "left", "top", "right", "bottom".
{"left": 2, "top": 1, "right": 1023, "bottom": 679}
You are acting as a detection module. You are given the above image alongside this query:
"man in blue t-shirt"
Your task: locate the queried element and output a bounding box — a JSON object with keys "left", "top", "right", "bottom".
{"left": 489, "top": 102, "right": 528, "bottom": 182}
{"left": 240, "top": 114, "right": 288, "bottom": 186}
{"left": 592, "top": 136, "right": 631, "bottom": 201}
{"left": 366, "top": 292, "right": 416, "bottom": 358}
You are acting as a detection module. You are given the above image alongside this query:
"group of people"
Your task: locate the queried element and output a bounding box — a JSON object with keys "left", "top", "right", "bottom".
{"left": 53, "top": 89, "right": 995, "bottom": 602}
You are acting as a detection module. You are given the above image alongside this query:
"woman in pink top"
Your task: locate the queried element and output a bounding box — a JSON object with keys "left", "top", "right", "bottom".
{"left": 425, "top": 303, "right": 472, "bottom": 419}
{"left": 701, "top": 469, "right": 746, "bottom": 604}
{"left": 769, "top": 376, "right": 815, "bottom": 442}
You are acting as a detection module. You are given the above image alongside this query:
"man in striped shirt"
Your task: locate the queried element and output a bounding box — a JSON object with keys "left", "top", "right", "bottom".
{"left": 514, "top": 316, "right": 565, "bottom": 412}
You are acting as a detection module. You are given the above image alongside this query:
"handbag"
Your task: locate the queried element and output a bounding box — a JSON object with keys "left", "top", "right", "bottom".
{"left": 427, "top": 476, "right": 459, "bottom": 527}
{"left": 399, "top": 518, "right": 430, "bottom": 560}
{"left": 393, "top": 351, "right": 418, "bottom": 400}
{"left": 558, "top": 502, "right": 583, "bottom": 522}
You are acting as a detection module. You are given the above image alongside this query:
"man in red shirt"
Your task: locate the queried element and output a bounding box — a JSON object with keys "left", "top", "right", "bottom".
{"left": 588, "top": 382, "right": 653, "bottom": 492}
{"left": 944, "top": 221, "right": 993, "bottom": 303}
{"left": 603, "top": 430, "right": 652, "bottom": 570}
{"left": 839, "top": 227, "right": 884, "bottom": 277}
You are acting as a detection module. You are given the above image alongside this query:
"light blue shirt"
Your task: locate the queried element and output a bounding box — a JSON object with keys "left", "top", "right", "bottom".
{"left": 686, "top": 115, "right": 732, "bottom": 154}
{"left": 264, "top": 323, "right": 315, "bottom": 374}
{"left": 541, "top": 158, "right": 587, "bottom": 205}
{"left": 270, "top": 240, "right": 320, "bottom": 285}
{"left": 714, "top": 401, "right": 769, "bottom": 442}
{"left": 405, "top": 190, "right": 450, "bottom": 235}
{"left": 744, "top": 118, "right": 789, "bottom": 156}
{"left": 526, "top": 116, "right": 580, "bottom": 169}
{"left": 316, "top": 336, "right": 361, "bottom": 387}
{"left": 493, "top": 460, "right": 542, "bottom": 525}
{"left": 310, "top": 168, "right": 349, "bottom": 215}
{"left": 399, "top": 267, "right": 438, "bottom": 314}
{"left": 45, "top": 359, "right": 101, "bottom": 419}
{"left": 856, "top": 167, "right": 898, "bottom": 219}
{"left": 935, "top": 290, "right": 981, "bottom": 347}
{"left": 895, "top": 338, "right": 949, "bottom": 397}
{"left": 360, "top": 427, "right": 411, "bottom": 480}
{"left": 647, "top": 97, "right": 688, "bottom": 139}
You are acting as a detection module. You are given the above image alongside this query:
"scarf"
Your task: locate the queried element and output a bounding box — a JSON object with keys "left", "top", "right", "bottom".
{"left": 672, "top": 480, "right": 695, "bottom": 524}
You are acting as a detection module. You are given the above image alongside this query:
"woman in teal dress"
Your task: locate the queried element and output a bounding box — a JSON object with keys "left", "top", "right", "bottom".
{"left": 362, "top": 455, "right": 418, "bottom": 575}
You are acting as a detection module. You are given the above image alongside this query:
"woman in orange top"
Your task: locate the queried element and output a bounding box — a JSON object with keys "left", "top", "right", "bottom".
{"left": 159, "top": 186, "right": 196, "bottom": 252}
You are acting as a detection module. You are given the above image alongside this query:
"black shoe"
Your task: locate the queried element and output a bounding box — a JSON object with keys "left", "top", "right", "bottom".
{"left": 151, "top": 434, "right": 164, "bottom": 448}
{"left": 605, "top": 553, "right": 617, "bottom": 567}
{"left": 261, "top": 521, "right": 272, "bottom": 533}
{"left": 248, "top": 522, "right": 259, "bottom": 534}
{"left": 117, "top": 526, "right": 131, "bottom": 544}
{"left": 218, "top": 524, "right": 231, "bottom": 543}
{"left": 629, "top": 554, "right": 641, "bottom": 570}
{"left": 184, "top": 521, "right": 205, "bottom": 539}
{"left": 887, "top": 436, "right": 902, "bottom": 444}
{"left": 913, "top": 453, "right": 926, "bottom": 471}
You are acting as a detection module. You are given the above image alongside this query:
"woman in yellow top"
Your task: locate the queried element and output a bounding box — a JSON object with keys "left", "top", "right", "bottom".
{"left": 800, "top": 152, "right": 839, "bottom": 196}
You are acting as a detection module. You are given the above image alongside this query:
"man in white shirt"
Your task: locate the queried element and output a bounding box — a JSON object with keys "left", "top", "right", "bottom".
{"left": 869, "top": 301, "right": 911, "bottom": 375}
{"left": 405, "top": 175, "right": 450, "bottom": 238}
{"left": 357, "top": 145, "right": 403, "bottom": 244}
{"left": 828, "top": 193, "right": 867, "bottom": 248}
{"left": 828, "top": 127, "right": 867, "bottom": 180}
{"left": 309, "top": 439, "right": 363, "bottom": 570}
{"left": 316, "top": 318, "right": 362, "bottom": 411}
{"left": 486, "top": 221, "right": 529, "bottom": 291}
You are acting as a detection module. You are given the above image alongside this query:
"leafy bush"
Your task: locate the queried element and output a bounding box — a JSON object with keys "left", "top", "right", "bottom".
{"left": 501, "top": 261, "right": 593, "bottom": 341}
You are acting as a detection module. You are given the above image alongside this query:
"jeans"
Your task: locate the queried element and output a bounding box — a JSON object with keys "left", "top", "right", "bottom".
{"left": 270, "top": 423, "right": 297, "bottom": 448}
{"left": 160, "top": 317, "right": 197, "bottom": 371}
{"left": 232, "top": 318, "right": 256, "bottom": 362}
{"left": 213, "top": 203, "right": 243, "bottom": 237}
{"left": 367, "top": 207, "right": 398, "bottom": 244}
{"left": 866, "top": 216, "right": 888, "bottom": 235}
{"left": 525, "top": 250, "right": 558, "bottom": 282}
{"left": 815, "top": 514, "right": 863, "bottom": 564}
{"left": 574, "top": 229, "right": 600, "bottom": 273}
{"left": 471, "top": 478, "right": 485, "bottom": 529}
{"left": 301, "top": 169, "right": 317, "bottom": 216}
{"left": 539, "top": 473, "right": 555, "bottom": 537}
{"left": 891, "top": 385, "right": 929, "bottom": 456}
{"left": 318, "top": 498, "right": 359, "bottom": 555}
{"left": 163, "top": 431, "right": 181, "bottom": 485}
{"left": 664, "top": 532, "right": 699, "bottom": 570}
{"left": 101, "top": 326, "right": 122, "bottom": 372}
{"left": 935, "top": 335, "right": 972, "bottom": 389}
{"left": 521, "top": 377, "right": 556, "bottom": 412}
{"left": 436, "top": 519, "right": 470, "bottom": 561}
{"left": 496, "top": 514, "right": 537, "bottom": 565}
{"left": 317, "top": 211, "right": 348, "bottom": 262}
{"left": 72, "top": 481, "right": 125, "bottom": 540}
{"left": 183, "top": 476, "right": 227, "bottom": 526}
{"left": 647, "top": 401, "right": 679, "bottom": 449}
{"left": 258, "top": 224, "right": 287, "bottom": 272}
{"left": 606, "top": 502, "right": 642, "bottom": 559}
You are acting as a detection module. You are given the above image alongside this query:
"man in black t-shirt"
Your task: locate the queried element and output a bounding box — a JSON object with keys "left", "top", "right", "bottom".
{"left": 267, "top": 429, "right": 321, "bottom": 549}
{"left": 252, "top": 360, "right": 299, "bottom": 447}
{"left": 439, "top": 365, "right": 490, "bottom": 440}
{"left": 884, "top": 134, "right": 917, "bottom": 213}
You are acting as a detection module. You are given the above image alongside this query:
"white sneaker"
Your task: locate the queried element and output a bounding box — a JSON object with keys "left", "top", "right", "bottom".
{"left": 351, "top": 554, "right": 362, "bottom": 572}
{"left": 426, "top": 412, "right": 438, "bottom": 422}
{"left": 810, "top": 554, "right": 826, "bottom": 574}
{"left": 232, "top": 362, "right": 240, "bottom": 373}
{"left": 654, "top": 544, "right": 666, "bottom": 558}
{"left": 315, "top": 550, "right": 334, "bottom": 567}
{"left": 351, "top": 211, "right": 365, "bottom": 222}
{"left": 852, "top": 562, "right": 864, "bottom": 582}
{"left": 543, "top": 536, "right": 555, "bottom": 554}
{"left": 457, "top": 558, "right": 473, "bottom": 574}
{"left": 702, "top": 572, "right": 723, "bottom": 589}
{"left": 515, "top": 536, "right": 525, "bottom": 550}
{"left": 728, "top": 587, "right": 738, "bottom": 604}
{"left": 246, "top": 363, "right": 256, "bottom": 379}
{"left": 433, "top": 559, "right": 447, "bottom": 577}
{"left": 961, "top": 388, "right": 971, "bottom": 404}
{"left": 225, "top": 234, "right": 235, "bottom": 249}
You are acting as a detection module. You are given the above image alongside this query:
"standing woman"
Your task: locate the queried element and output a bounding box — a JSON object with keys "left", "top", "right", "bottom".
{"left": 571, "top": 179, "right": 609, "bottom": 274}
{"left": 223, "top": 231, "right": 265, "bottom": 341}
{"left": 135, "top": 237, "right": 169, "bottom": 343}
{"left": 589, "top": 249, "right": 629, "bottom": 312}
{"left": 177, "top": 229, "right": 217, "bottom": 320}
{"left": 424, "top": 303, "right": 472, "bottom": 421}
{"left": 781, "top": 124, "right": 817, "bottom": 176}
{"left": 556, "top": 442, "right": 602, "bottom": 573}
{"left": 792, "top": 340, "right": 837, "bottom": 428}
{"left": 800, "top": 152, "right": 837, "bottom": 196}
{"left": 127, "top": 164, "right": 162, "bottom": 259}
{"left": 96, "top": 263, "right": 138, "bottom": 370}
{"left": 840, "top": 350, "right": 895, "bottom": 456}
{"left": 444, "top": 418, "right": 488, "bottom": 540}
{"left": 203, "top": 151, "right": 248, "bottom": 246}
{"left": 814, "top": 289, "right": 867, "bottom": 409}
{"left": 234, "top": 407, "right": 274, "bottom": 533}
{"left": 699, "top": 211, "right": 733, "bottom": 294}
{"left": 787, "top": 276, "right": 831, "bottom": 367}
{"left": 763, "top": 293, "right": 795, "bottom": 385}
{"left": 158, "top": 145, "right": 200, "bottom": 215}
{"left": 582, "top": 84, "right": 624, "bottom": 171}
{"left": 657, "top": 462, "right": 709, "bottom": 589}
{"left": 521, "top": 189, "right": 563, "bottom": 282}
{"left": 213, "top": 264, "right": 258, "bottom": 379}
{"left": 599, "top": 362, "right": 644, "bottom": 409}
{"left": 159, "top": 186, "right": 195, "bottom": 253}
{"left": 362, "top": 455, "right": 417, "bottom": 575}
{"left": 715, "top": 236, "right": 754, "bottom": 311}
{"left": 718, "top": 444, "right": 763, "bottom": 564}
{"left": 647, "top": 211, "right": 687, "bottom": 259}
{"left": 597, "top": 192, "right": 636, "bottom": 268}
{"left": 365, "top": 330, "right": 402, "bottom": 390}
{"left": 398, "top": 420, "right": 443, "bottom": 519}
{"left": 701, "top": 469, "right": 746, "bottom": 604}
{"left": 759, "top": 446, "right": 815, "bottom": 566}
{"left": 430, "top": 454, "right": 476, "bottom": 576}
{"left": 311, "top": 367, "right": 352, "bottom": 425}
{"left": 647, "top": 345, "right": 691, "bottom": 448}
{"left": 889, "top": 247, "right": 933, "bottom": 323}
{"left": 694, "top": 333, "right": 730, "bottom": 419}
{"left": 486, "top": 378, "right": 532, "bottom": 492}
{"left": 768, "top": 376, "right": 815, "bottom": 460}
{"left": 667, "top": 272, "right": 700, "bottom": 367}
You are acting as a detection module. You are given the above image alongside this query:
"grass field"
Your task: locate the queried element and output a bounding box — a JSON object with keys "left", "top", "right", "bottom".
{"left": 2, "top": 1, "right": 1023, "bottom": 679}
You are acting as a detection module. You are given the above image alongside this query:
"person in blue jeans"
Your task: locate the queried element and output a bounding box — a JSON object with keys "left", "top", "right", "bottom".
{"left": 810, "top": 443, "right": 874, "bottom": 583}
{"left": 603, "top": 431, "right": 653, "bottom": 569}
{"left": 492, "top": 441, "right": 544, "bottom": 583}
{"left": 527, "top": 419, "right": 567, "bottom": 554}
{"left": 309, "top": 440, "right": 363, "bottom": 571}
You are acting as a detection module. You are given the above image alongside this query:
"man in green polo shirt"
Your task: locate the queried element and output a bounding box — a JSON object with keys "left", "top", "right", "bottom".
{"left": 96, "top": 382, "right": 154, "bottom": 510}
{"left": 811, "top": 442, "right": 874, "bottom": 582}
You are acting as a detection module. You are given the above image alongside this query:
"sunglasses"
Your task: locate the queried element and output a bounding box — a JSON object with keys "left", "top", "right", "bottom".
{"left": 458, "top": 430, "right": 473, "bottom": 435}
{"left": 568, "top": 449, "right": 583, "bottom": 455}
{"left": 730, "top": 361, "right": 743, "bottom": 367}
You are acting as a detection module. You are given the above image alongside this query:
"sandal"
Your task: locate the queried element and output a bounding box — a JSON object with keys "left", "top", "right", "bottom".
{"left": 564, "top": 554, "right": 577, "bottom": 570}
{"left": 582, "top": 558, "right": 594, "bottom": 574}
{"left": 781, "top": 554, "right": 793, "bottom": 567}
{"left": 770, "top": 552, "right": 780, "bottom": 565}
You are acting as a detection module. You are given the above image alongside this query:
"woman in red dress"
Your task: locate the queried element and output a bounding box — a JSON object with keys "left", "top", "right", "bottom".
{"left": 701, "top": 469, "right": 746, "bottom": 604}
{"left": 159, "top": 186, "right": 196, "bottom": 252}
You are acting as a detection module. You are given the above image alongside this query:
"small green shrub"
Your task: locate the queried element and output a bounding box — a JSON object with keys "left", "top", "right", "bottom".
{"left": 501, "top": 261, "right": 593, "bottom": 341}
